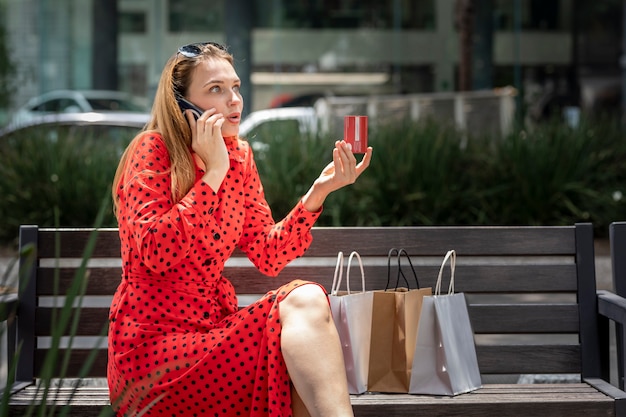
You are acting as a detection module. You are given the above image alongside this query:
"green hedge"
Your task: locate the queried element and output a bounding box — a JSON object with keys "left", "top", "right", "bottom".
{"left": 0, "top": 117, "right": 624, "bottom": 246}
{"left": 255, "top": 116, "right": 626, "bottom": 236}
{"left": 0, "top": 128, "right": 119, "bottom": 244}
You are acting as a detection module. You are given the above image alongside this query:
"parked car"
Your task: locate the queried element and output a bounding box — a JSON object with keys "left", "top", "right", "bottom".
{"left": 9, "top": 90, "right": 149, "bottom": 125}
{"left": 0, "top": 111, "right": 150, "bottom": 154}
{"left": 239, "top": 107, "right": 318, "bottom": 138}
{"left": 239, "top": 107, "right": 319, "bottom": 154}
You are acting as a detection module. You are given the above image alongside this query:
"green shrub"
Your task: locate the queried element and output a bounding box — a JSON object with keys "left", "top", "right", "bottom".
{"left": 250, "top": 129, "right": 334, "bottom": 220}
{"left": 254, "top": 115, "right": 626, "bottom": 235}
{"left": 0, "top": 126, "right": 122, "bottom": 244}
{"left": 0, "top": 116, "right": 624, "bottom": 243}
{"left": 472, "top": 117, "right": 626, "bottom": 233}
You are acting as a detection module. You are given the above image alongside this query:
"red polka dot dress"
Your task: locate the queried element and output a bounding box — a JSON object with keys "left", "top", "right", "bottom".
{"left": 107, "top": 132, "right": 322, "bottom": 416}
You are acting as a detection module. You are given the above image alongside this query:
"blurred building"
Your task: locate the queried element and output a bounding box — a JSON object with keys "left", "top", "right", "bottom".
{"left": 1, "top": 0, "right": 623, "bottom": 117}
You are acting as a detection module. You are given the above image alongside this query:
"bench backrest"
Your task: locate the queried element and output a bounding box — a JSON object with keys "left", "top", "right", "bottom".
{"left": 15, "top": 223, "right": 605, "bottom": 383}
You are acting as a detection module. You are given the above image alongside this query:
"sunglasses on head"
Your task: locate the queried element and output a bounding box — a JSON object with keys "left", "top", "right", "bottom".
{"left": 177, "top": 42, "right": 226, "bottom": 58}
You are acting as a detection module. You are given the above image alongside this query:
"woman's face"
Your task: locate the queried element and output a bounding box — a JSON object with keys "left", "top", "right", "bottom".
{"left": 186, "top": 57, "right": 243, "bottom": 138}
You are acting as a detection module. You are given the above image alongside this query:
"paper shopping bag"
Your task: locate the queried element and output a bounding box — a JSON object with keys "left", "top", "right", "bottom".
{"left": 367, "top": 248, "right": 432, "bottom": 393}
{"left": 409, "top": 250, "right": 482, "bottom": 395}
{"left": 329, "top": 251, "right": 374, "bottom": 394}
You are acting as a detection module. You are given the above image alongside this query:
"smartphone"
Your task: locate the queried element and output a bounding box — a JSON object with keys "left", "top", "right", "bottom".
{"left": 177, "top": 96, "right": 204, "bottom": 121}
{"left": 344, "top": 115, "right": 368, "bottom": 153}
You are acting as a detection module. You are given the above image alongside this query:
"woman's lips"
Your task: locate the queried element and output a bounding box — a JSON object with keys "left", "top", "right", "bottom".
{"left": 227, "top": 113, "right": 241, "bottom": 123}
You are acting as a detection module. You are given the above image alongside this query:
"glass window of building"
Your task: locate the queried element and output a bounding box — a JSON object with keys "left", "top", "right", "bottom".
{"left": 119, "top": 12, "right": 147, "bottom": 33}
{"left": 169, "top": 0, "right": 223, "bottom": 32}
{"left": 255, "top": 0, "right": 435, "bottom": 30}
{"left": 493, "top": 0, "right": 566, "bottom": 31}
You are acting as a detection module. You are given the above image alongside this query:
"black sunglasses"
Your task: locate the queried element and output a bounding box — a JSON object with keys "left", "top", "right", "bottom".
{"left": 177, "top": 42, "right": 226, "bottom": 58}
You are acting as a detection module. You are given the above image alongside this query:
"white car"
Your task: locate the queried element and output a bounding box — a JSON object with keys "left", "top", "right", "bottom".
{"left": 238, "top": 107, "right": 320, "bottom": 155}
{"left": 239, "top": 107, "right": 318, "bottom": 139}
{"left": 9, "top": 90, "right": 148, "bottom": 125}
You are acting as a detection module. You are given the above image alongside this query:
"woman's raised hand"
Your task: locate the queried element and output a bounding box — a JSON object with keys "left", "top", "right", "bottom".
{"left": 302, "top": 140, "right": 373, "bottom": 212}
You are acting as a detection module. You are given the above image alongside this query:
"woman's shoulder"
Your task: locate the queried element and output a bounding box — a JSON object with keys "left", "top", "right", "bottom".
{"left": 135, "top": 130, "right": 165, "bottom": 147}
{"left": 129, "top": 130, "right": 168, "bottom": 156}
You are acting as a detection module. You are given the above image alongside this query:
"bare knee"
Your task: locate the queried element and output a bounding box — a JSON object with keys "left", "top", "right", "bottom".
{"left": 279, "top": 283, "right": 330, "bottom": 326}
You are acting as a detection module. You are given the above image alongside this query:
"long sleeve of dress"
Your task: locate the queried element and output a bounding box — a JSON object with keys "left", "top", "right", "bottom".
{"left": 236, "top": 150, "right": 321, "bottom": 276}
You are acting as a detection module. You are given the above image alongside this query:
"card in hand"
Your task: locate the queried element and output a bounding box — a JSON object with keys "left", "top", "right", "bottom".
{"left": 344, "top": 115, "right": 368, "bottom": 153}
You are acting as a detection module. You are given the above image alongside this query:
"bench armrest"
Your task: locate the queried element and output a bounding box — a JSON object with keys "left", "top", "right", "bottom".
{"left": 598, "top": 289, "right": 626, "bottom": 397}
{"left": 598, "top": 290, "right": 626, "bottom": 325}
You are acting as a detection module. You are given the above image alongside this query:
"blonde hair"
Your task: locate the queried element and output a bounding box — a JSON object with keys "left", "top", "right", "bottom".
{"left": 112, "top": 43, "right": 234, "bottom": 218}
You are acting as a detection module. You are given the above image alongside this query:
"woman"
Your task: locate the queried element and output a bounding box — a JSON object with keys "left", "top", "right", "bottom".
{"left": 107, "top": 42, "right": 373, "bottom": 417}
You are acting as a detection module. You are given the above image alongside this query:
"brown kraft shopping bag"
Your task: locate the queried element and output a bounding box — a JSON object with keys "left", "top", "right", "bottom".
{"left": 367, "top": 249, "right": 432, "bottom": 393}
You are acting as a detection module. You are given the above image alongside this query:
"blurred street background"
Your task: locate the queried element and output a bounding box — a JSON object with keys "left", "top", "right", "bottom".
{"left": 0, "top": 0, "right": 624, "bottom": 123}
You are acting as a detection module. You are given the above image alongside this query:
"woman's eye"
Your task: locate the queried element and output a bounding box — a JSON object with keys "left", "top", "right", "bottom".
{"left": 210, "top": 86, "right": 221, "bottom": 93}
{"left": 233, "top": 85, "right": 240, "bottom": 92}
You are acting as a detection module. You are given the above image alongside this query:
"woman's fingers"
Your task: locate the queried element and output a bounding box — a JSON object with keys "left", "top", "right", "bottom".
{"left": 190, "top": 108, "right": 228, "bottom": 170}
{"left": 334, "top": 141, "right": 360, "bottom": 182}
{"left": 198, "top": 111, "right": 223, "bottom": 134}
{"left": 355, "top": 147, "right": 373, "bottom": 177}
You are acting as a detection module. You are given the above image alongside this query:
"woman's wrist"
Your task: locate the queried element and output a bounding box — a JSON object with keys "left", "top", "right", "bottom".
{"left": 301, "top": 181, "right": 328, "bottom": 213}
{"left": 202, "top": 167, "right": 228, "bottom": 191}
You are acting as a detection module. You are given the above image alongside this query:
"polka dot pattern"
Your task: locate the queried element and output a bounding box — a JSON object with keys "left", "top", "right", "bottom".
{"left": 107, "top": 133, "right": 322, "bottom": 416}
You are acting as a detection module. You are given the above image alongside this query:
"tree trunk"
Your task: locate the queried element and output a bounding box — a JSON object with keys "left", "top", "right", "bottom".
{"left": 92, "top": 0, "right": 118, "bottom": 90}
{"left": 456, "top": 0, "right": 475, "bottom": 91}
{"left": 472, "top": 0, "right": 493, "bottom": 90}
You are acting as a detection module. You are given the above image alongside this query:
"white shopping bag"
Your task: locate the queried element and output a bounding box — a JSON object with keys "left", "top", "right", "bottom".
{"left": 409, "top": 250, "right": 482, "bottom": 395}
{"left": 329, "top": 251, "right": 374, "bottom": 394}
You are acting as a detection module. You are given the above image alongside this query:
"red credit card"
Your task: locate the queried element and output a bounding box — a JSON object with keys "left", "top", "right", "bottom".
{"left": 344, "top": 115, "right": 368, "bottom": 153}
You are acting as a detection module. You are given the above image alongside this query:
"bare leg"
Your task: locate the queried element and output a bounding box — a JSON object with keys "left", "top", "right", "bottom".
{"left": 291, "top": 386, "right": 312, "bottom": 417}
{"left": 280, "top": 283, "right": 354, "bottom": 417}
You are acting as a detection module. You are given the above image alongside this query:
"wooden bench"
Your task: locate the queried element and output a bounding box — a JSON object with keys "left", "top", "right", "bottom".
{"left": 3, "top": 223, "right": 626, "bottom": 416}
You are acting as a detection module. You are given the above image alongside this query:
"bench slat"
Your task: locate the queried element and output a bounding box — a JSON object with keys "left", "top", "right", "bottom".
{"left": 36, "top": 226, "right": 577, "bottom": 258}
{"left": 34, "top": 304, "right": 580, "bottom": 336}
{"left": 37, "top": 268, "right": 122, "bottom": 295}
{"left": 36, "top": 264, "right": 578, "bottom": 295}
{"left": 477, "top": 345, "right": 581, "bottom": 374}
{"left": 33, "top": 344, "right": 582, "bottom": 378}
{"left": 469, "top": 304, "right": 579, "bottom": 333}
{"left": 308, "top": 227, "right": 577, "bottom": 256}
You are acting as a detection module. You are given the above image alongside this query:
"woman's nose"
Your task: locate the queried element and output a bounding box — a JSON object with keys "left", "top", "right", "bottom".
{"left": 229, "top": 90, "right": 242, "bottom": 105}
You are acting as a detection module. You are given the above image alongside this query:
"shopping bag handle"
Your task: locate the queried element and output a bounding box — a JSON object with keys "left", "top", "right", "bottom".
{"left": 331, "top": 251, "right": 366, "bottom": 295}
{"left": 385, "top": 248, "right": 421, "bottom": 291}
{"left": 331, "top": 251, "right": 344, "bottom": 296}
{"left": 434, "top": 250, "right": 456, "bottom": 296}
{"left": 346, "top": 251, "right": 365, "bottom": 294}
